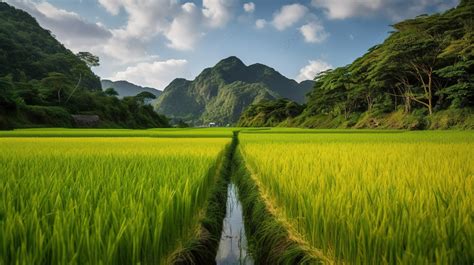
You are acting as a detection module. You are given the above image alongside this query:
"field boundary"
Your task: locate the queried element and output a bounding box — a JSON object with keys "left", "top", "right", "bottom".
{"left": 233, "top": 147, "right": 332, "bottom": 264}
{"left": 170, "top": 131, "right": 239, "bottom": 264}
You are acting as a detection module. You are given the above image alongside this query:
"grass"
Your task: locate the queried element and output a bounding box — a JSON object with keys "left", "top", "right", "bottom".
{"left": 233, "top": 147, "right": 328, "bottom": 265}
{"left": 173, "top": 131, "right": 239, "bottom": 264}
{"left": 0, "top": 137, "right": 230, "bottom": 264}
{"left": 1, "top": 128, "right": 472, "bottom": 264}
{"left": 0, "top": 128, "right": 235, "bottom": 138}
{"left": 240, "top": 127, "right": 404, "bottom": 134}
{"left": 238, "top": 130, "right": 474, "bottom": 264}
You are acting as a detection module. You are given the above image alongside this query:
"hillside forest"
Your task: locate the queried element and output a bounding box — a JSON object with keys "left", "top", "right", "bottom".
{"left": 0, "top": 3, "right": 169, "bottom": 129}
{"left": 239, "top": 0, "right": 474, "bottom": 129}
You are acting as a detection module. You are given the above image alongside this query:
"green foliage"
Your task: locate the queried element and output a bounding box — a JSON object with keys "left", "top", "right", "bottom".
{"left": 135, "top": 91, "right": 157, "bottom": 102}
{"left": 76, "top": 51, "right": 100, "bottom": 67}
{"left": 155, "top": 56, "right": 313, "bottom": 125}
{"left": 104, "top": 87, "right": 119, "bottom": 97}
{"left": 239, "top": 131, "right": 474, "bottom": 264}
{"left": 0, "top": 3, "right": 100, "bottom": 90}
{"left": 0, "top": 137, "right": 230, "bottom": 264}
{"left": 0, "top": 3, "right": 169, "bottom": 129}
{"left": 22, "top": 105, "right": 73, "bottom": 127}
{"left": 238, "top": 98, "right": 304, "bottom": 127}
{"left": 175, "top": 119, "right": 190, "bottom": 128}
{"left": 239, "top": 2, "right": 474, "bottom": 129}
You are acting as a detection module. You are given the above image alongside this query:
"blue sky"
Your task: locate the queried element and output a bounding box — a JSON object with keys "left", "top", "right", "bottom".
{"left": 7, "top": 0, "right": 459, "bottom": 89}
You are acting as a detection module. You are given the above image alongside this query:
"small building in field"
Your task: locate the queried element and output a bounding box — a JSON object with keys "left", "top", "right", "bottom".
{"left": 209, "top": 122, "right": 217, "bottom": 127}
{"left": 72, "top": 115, "right": 100, "bottom": 127}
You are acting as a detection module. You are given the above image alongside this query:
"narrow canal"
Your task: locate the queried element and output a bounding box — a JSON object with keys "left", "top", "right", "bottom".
{"left": 215, "top": 183, "right": 254, "bottom": 265}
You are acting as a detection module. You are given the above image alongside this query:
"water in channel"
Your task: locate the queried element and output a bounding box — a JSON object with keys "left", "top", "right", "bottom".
{"left": 215, "top": 183, "right": 254, "bottom": 265}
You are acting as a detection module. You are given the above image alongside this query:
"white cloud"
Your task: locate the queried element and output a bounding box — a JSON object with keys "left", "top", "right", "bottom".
{"left": 97, "top": 0, "right": 122, "bottom": 15}
{"left": 104, "top": 0, "right": 176, "bottom": 41}
{"left": 296, "top": 59, "right": 333, "bottom": 82}
{"left": 311, "top": 0, "right": 380, "bottom": 19}
{"left": 165, "top": 3, "right": 203, "bottom": 51}
{"left": 272, "top": 4, "right": 308, "bottom": 31}
{"left": 310, "top": 0, "right": 459, "bottom": 20}
{"left": 113, "top": 59, "right": 189, "bottom": 89}
{"left": 243, "top": 2, "right": 255, "bottom": 13}
{"left": 202, "top": 0, "right": 235, "bottom": 28}
{"left": 6, "top": 0, "right": 215, "bottom": 88}
{"left": 255, "top": 19, "right": 267, "bottom": 29}
{"left": 7, "top": 0, "right": 112, "bottom": 52}
{"left": 299, "top": 21, "right": 328, "bottom": 43}
{"left": 96, "top": 0, "right": 236, "bottom": 52}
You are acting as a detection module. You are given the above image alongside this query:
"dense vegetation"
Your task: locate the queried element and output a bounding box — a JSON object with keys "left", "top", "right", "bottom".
{"left": 239, "top": 1, "right": 474, "bottom": 129}
{"left": 2, "top": 128, "right": 472, "bottom": 264}
{"left": 0, "top": 136, "right": 230, "bottom": 264}
{"left": 238, "top": 131, "right": 473, "bottom": 264}
{"left": 238, "top": 98, "right": 305, "bottom": 127}
{"left": 155, "top": 56, "right": 313, "bottom": 125}
{"left": 0, "top": 3, "right": 169, "bottom": 129}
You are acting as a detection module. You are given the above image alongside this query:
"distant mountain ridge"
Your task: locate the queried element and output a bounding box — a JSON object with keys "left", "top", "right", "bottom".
{"left": 155, "top": 56, "right": 314, "bottom": 125}
{"left": 101, "top": 80, "right": 162, "bottom": 98}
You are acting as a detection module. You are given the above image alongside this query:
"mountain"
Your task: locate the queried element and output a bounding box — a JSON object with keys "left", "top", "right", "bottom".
{"left": 0, "top": 3, "right": 169, "bottom": 129}
{"left": 155, "top": 56, "right": 313, "bottom": 125}
{"left": 0, "top": 3, "right": 101, "bottom": 91}
{"left": 238, "top": 1, "right": 474, "bottom": 130}
{"left": 101, "top": 80, "right": 162, "bottom": 98}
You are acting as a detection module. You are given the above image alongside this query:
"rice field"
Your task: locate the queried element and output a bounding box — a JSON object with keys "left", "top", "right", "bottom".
{"left": 239, "top": 131, "right": 474, "bottom": 264}
{"left": 0, "top": 137, "right": 230, "bottom": 264}
{"left": 0, "top": 128, "right": 234, "bottom": 138}
{"left": 1, "top": 129, "right": 473, "bottom": 264}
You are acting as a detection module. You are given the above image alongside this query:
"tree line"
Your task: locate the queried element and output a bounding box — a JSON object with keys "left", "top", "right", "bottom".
{"left": 0, "top": 3, "right": 168, "bottom": 129}
{"left": 239, "top": 0, "right": 473, "bottom": 129}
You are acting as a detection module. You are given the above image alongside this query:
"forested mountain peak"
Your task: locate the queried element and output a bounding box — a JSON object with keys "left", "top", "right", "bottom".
{"left": 215, "top": 56, "right": 246, "bottom": 69}
{"left": 155, "top": 56, "right": 314, "bottom": 125}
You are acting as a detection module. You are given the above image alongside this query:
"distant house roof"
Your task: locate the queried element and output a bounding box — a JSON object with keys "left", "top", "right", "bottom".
{"left": 72, "top": 115, "right": 100, "bottom": 127}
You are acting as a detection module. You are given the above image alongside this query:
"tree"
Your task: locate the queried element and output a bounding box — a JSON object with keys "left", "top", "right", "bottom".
{"left": 176, "top": 119, "right": 190, "bottom": 128}
{"left": 135, "top": 91, "right": 156, "bottom": 104}
{"left": 104, "top": 87, "right": 119, "bottom": 97}
{"left": 41, "top": 72, "right": 69, "bottom": 103}
{"left": 388, "top": 32, "right": 443, "bottom": 115}
{"left": 76, "top": 52, "right": 100, "bottom": 68}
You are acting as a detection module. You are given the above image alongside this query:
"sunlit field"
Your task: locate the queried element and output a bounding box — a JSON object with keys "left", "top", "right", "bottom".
{"left": 0, "top": 128, "right": 235, "bottom": 138}
{"left": 239, "top": 131, "right": 474, "bottom": 264}
{"left": 1, "top": 129, "right": 472, "bottom": 264}
{"left": 0, "top": 137, "right": 230, "bottom": 264}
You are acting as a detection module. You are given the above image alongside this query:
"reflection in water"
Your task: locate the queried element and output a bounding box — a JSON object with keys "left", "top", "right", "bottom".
{"left": 215, "top": 183, "right": 254, "bottom": 265}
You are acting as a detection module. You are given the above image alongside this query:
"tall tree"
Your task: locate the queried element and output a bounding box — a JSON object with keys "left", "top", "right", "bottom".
{"left": 41, "top": 72, "right": 69, "bottom": 103}
{"left": 76, "top": 52, "right": 100, "bottom": 68}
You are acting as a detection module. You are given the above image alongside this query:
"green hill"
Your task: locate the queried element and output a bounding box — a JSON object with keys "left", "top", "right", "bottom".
{"left": 0, "top": 2, "right": 169, "bottom": 129}
{"left": 101, "top": 80, "right": 162, "bottom": 98}
{"left": 239, "top": 1, "right": 474, "bottom": 129}
{"left": 155, "top": 56, "right": 314, "bottom": 125}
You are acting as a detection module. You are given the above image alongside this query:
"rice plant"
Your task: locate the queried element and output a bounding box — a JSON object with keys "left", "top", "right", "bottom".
{"left": 0, "top": 137, "right": 230, "bottom": 264}
{"left": 0, "top": 128, "right": 235, "bottom": 138}
{"left": 239, "top": 131, "right": 474, "bottom": 264}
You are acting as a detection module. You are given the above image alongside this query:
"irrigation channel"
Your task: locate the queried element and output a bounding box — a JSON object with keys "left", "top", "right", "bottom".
{"left": 215, "top": 183, "right": 254, "bottom": 264}
{"left": 174, "top": 131, "right": 316, "bottom": 264}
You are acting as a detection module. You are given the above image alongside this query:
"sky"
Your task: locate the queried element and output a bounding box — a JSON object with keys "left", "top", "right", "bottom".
{"left": 6, "top": 0, "right": 459, "bottom": 90}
